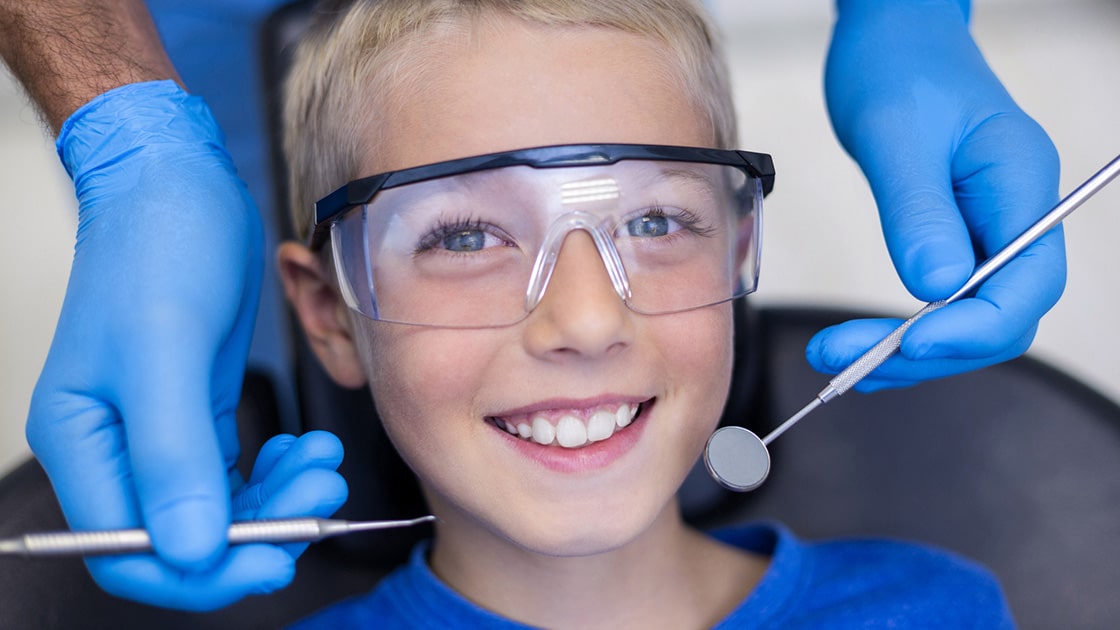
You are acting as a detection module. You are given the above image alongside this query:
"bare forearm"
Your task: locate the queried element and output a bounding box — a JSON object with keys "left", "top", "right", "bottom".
{"left": 0, "top": 0, "right": 180, "bottom": 133}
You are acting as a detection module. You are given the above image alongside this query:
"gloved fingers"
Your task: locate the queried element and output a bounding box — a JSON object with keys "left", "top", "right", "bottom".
{"left": 253, "top": 468, "right": 349, "bottom": 521}
{"left": 86, "top": 544, "right": 296, "bottom": 613}
{"left": 125, "top": 432, "right": 231, "bottom": 573}
{"left": 231, "top": 435, "right": 296, "bottom": 513}
{"left": 253, "top": 467, "right": 350, "bottom": 559}
{"left": 32, "top": 366, "right": 230, "bottom": 567}
{"left": 233, "top": 431, "right": 345, "bottom": 519}
{"left": 25, "top": 390, "right": 140, "bottom": 532}
{"left": 245, "top": 434, "right": 299, "bottom": 487}
{"left": 807, "top": 316, "right": 1034, "bottom": 389}
{"left": 950, "top": 110, "right": 1062, "bottom": 254}
{"left": 846, "top": 376, "right": 921, "bottom": 394}
{"left": 232, "top": 430, "right": 344, "bottom": 515}
{"left": 256, "top": 432, "right": 344, "bottom": 498}
{"left": 900, "top": 235, "right": 1063, "bottom": 361}
{"left": 940, "top": 112, "right": 1067, "bottom": 342}
{"left": 844, "top": 116, "right": 977, "bottom": 302}
{"left": 27, "top": 283, "right": 237, "bottom": 574}
{"left": 56, "top": 434, "right": 344, "bottom": 612}
{"left": 110, "top": 334, "right": 234, "bottom": 573}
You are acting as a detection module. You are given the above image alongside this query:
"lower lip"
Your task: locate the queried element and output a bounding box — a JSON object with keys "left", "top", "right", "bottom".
{"left": 491, "top": 401, "right": 653, "bottom": 473}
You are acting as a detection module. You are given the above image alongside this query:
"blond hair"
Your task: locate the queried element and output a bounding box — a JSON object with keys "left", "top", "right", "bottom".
{"left": 283, "top": 0, "right": 738, "bottom": 240}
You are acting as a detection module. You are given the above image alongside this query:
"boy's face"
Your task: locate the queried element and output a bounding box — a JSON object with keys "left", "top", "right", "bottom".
{"left": 286, "top": 16, "right": 734, "bottom": 557}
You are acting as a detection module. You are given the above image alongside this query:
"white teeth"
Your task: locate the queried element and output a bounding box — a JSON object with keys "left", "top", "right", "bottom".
{"left": 555, "top": 415, "right": 588, "bottom": 448}
{"left": 587, "top": 410, "right": 616, "bottom": 442}
{"left": 616, "top": 404, "right": 634, "bottom": 428}
{"left": 499, "top": 402, "right": 643, "bottom": 448}
{"left": 531, "top": 415, "right": 555, "bottom": 445}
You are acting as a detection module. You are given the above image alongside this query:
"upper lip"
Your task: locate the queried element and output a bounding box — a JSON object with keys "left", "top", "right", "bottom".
{"left": 488, "top": 394, "right": 652, "bottom": 419}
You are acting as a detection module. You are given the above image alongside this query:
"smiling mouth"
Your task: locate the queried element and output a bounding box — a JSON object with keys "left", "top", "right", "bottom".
{"left": 486, "top": 401, "right": 649, "bottom": 449}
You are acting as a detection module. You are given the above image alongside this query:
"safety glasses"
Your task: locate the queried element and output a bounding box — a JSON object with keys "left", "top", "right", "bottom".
{"left": 310, "top": 143, "right": 774, "bottom": 328}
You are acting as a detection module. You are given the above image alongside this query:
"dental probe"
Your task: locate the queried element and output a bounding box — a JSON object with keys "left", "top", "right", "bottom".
{"left": 705, "top": 153, "right": 1120, "bottom": 492}
{"left": 0, "top": 515, "right": 436, "bottom": 557}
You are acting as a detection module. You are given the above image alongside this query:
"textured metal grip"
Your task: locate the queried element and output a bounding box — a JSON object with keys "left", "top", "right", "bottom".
{"left": 227, "top": 518, "right": 325, "bottom": 544}
{"left": 826, "top": 300, "right": 948, "bottom": 397}
{"left": 17, "top": 518, "right": 327, "bottom": 556}
{"left": 22, "top": 528, "right": 152, "bottom": 555}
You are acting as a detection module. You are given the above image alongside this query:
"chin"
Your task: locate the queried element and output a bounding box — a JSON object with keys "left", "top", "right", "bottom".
{"left": 488, "top": 489, "right": 675, "bottom": 559}
{"left": 506, "top": 522, "right": 643, "bottom": 559}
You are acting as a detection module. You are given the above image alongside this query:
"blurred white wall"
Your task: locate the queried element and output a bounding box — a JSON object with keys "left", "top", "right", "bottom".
{"left": 1, "top": 0, "right": 1117, "bottom": 477}
{"left": 0, "top": 77, "right": 78, "bottom": 477}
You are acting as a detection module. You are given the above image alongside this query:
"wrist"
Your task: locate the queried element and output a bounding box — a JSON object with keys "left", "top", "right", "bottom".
{"left": 835, "top": 0, "right": 970, "bottom": 23}
{"left": 57, "top": 80, "right": 229, "bottom": 181}
{"left": 0, "top": 0, "right": 180, "bottom": 133}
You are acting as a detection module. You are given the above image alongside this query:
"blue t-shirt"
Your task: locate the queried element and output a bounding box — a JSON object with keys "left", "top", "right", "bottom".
{"left": 289, "top": 522, "right": 1014, "bottom": 628}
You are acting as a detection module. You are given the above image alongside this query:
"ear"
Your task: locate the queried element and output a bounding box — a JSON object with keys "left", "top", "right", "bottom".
{"left": 277, "top": 242, "right": 368, "bottom": 389}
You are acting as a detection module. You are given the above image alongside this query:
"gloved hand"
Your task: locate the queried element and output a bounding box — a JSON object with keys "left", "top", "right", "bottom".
{"left": 813, "top": 0, "right": 1066, "bottom": 391}
{"left": 24, "top": 80, "right": 333, "bottom": 610}
{"left": 85, "top": 431, "right": 348, "bottom": 611}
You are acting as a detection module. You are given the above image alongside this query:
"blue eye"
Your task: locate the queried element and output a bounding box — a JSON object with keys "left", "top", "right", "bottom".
{"left": 443, "top": 229, "right": 487, "bottom": 252}
{"left": 627, "top": 215, "right": 670, "bottom": 238}
{"left": 621, "top": 206, "right": 717, "bottom": 241}
{"left": 415, "top": 217, "right": 513, "bottom": 255}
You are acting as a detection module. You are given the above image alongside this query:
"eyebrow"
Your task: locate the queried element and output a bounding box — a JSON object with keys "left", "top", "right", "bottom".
{"left": 642, "top": 166, "right": 721, "bottom": 195}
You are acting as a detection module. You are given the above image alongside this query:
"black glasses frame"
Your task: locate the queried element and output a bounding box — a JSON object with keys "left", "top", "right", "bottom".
{"left": 309, "top": 143, "right": 775, "bottom": 250}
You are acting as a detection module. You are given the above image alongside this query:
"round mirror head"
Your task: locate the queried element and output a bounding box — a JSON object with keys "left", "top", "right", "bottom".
{"left": 704, "top": 425, "right": 770, "bottom": 492}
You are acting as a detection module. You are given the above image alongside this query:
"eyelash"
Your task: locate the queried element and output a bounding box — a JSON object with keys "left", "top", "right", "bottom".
{"left": 413, "top": 216, "right": 505, "bottom": 254}
{"left": 412, "top": 204, "right": 715, "bottom": 255}
{"left": 633, "top": 205, "right": 718, "bottom": 238}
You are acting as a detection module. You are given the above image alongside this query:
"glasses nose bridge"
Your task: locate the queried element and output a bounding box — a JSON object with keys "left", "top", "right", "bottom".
{"left": 524, "top": 211, "right": 632, "bottom": 313}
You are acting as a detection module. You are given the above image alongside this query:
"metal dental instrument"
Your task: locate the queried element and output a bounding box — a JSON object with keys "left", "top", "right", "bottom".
{"left": 705, "top": 153, "right": 1120, "bottom": 492}
{"left": 0, "top": 515, "right": 436, "bottom": 557}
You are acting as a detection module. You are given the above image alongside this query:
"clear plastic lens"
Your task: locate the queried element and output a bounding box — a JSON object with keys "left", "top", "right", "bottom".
{"left": 329, "top": 160, "right": 762, "bottom": 327}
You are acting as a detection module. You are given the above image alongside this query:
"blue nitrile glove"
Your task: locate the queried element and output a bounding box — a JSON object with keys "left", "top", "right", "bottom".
{"left": 813, "top": 0, "right": 1066, "bottom": 391}
{"left": 85, "top": 431, "right": 348, "bottom": 611}
{"left": 228, "top": 432, "right": 347, "bottom": 560}
{"left": 24, "top": 80, "right": 332, "bottom": 610}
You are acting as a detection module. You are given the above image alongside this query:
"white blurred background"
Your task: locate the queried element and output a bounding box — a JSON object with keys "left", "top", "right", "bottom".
{"left": 1, "top": 0, "right": 1118, "bottom": 477}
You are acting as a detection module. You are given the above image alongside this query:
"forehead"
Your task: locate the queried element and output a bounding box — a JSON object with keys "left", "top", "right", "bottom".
{"left": 363, "top": 15, "right": 712, "bottom": 174}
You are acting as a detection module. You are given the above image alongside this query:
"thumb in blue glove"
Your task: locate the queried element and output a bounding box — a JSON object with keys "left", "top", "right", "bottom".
{"left": 815, "top": 0, "right": 1066, "bottom": 391}
{"left": 25, "top": 80, "right": 288, "bottom": 609}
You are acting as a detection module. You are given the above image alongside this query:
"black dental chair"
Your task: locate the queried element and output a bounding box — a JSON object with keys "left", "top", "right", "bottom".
{"left": 2, "top": 2, "right": 1119, "bottom": 628}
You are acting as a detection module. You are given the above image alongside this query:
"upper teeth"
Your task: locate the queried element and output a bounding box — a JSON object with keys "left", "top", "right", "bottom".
{"left": 492, "top": 403, "right": 639, "bottom": 449}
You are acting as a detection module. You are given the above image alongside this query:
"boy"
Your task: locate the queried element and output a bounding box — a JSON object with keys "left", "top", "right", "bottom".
{"left": 265, "top": 0, "right": 1015, "bottom": 626}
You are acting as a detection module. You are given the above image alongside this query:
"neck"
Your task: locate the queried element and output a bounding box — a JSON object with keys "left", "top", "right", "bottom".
{"left": 427, "top": 500, "right": 768, "bottom": 629}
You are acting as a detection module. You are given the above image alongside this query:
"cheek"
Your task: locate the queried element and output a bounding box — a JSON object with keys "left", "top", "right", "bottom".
{"left": 654, "top": 305, "right": 736, "bottom": 446}
{"left": 358, "top": 323, "right": 503, "bottom": 470}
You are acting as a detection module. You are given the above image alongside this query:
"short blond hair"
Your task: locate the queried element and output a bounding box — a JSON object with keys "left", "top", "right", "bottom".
{"left": 283, "top": 0, "right": 738, "bottom": 241}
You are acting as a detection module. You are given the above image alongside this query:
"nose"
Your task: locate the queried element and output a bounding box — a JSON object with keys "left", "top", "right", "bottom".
{"left": 522, "top": 229, "right": 634, "bottom": 360}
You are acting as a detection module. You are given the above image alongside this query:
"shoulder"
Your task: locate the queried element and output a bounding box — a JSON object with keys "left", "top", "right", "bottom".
{"left": 286, "top": 566, "right": 415, "bottom": 630}
{"left": 287, "top": 540, "right": 530, "bottom": 630}
{"left": 809, "top": 536, "right": 1012, "bottom": 621}
{"left": 714, "top": 523, "right": 1015, "bottom": 629}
